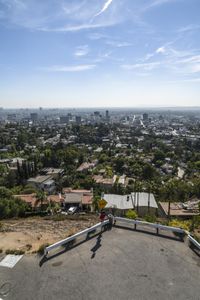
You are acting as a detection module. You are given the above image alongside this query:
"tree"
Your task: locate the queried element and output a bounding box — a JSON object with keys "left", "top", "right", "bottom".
{"left": 36, "top": 191, "right": 47, "bottom": 210}
{"left": 142, "top": 164, "right": 157, "bottom": 181}
{"left": 5, "top": 171, "right": 17, "bottom": 188}
{"left": 153, "top": 150, "right": 165, "bottom": 162}
{"left": 0, "top": 186, "right": 12, "bottom": 198}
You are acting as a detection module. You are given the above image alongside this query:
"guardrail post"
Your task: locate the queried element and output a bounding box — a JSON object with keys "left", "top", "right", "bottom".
{"left": 156, "top": 227, "right": 159, "bottom": 235}
{"left": 134, "top": 223, "right": 137, "bottom": 230}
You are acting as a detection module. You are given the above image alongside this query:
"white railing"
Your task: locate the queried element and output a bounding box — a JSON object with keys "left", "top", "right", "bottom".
{"left": 188, "top": 234, "right": 200, "bottom": 250}
{"left": 44, "top": 220, "right": 109, "bottom": 256}
{"left": 114, "top": 217, "right": 185, "bottom": 234}
{"left": 44, "top": 217, "right": 200, "bottom": 258}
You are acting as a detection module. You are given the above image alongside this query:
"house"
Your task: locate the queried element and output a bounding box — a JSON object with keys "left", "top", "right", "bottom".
{"left": 14, "top": 193, "right": 63, "bottom": 210}
{"left": 27, "top": 175, "right": 56, "bottom": 194}
{"left": 40, "top": 168, "right": 64, "bottom": 179}
{"left": 103, "top": 192, "right": 158, "bottom": 216}
{"left": 159, "top": 199, "right": 200, "bottom": 218}
{"left": 130, "top": 192, "right": 158, "bottom": 216}
{"left": 77, "top": 161, "right": 97, "bottom": 172}
{"left": 63, "top": 189, "right": 93, "bottom": 211}
{"left": 14, "top": 194, "right": 41, "bottom": 210}
{"left": 9, "top": 157, "right": 26, "bottom": 168}
{"left": 93, "top": 175, "right": 117, "bottom": 189}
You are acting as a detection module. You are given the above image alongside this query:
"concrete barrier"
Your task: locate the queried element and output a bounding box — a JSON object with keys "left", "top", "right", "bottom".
{"left": 44, "top": 220, "right": 109, "bottom": 256}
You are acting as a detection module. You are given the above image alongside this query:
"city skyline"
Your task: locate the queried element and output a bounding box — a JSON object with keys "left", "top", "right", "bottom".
{"left": 0, "top": 0, "right": 200, "bottom": 108}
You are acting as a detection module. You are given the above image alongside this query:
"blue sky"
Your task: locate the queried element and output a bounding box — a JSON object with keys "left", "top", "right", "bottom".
{"left": 0, "top": 0, "right": 200, "bottom": 108}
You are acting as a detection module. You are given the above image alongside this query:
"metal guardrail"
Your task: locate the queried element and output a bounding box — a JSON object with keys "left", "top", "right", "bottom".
{"left": 44, "top": 217, "right": 200, "bottom": 257}
{"left": 114, "top": 217, "right": 185, "bottom": 234}
{"left": 44, "top": 220, "right": 109, "bottom": 256}
{"left": 188, "top": 234, "right": 200, "bottom": 250}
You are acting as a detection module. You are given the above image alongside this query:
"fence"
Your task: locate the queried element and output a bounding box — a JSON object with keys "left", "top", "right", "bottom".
{"left": 44, "top": 219, "right": 109, "bottom": 256}
{"left": 188, "top": 234, "right": 200, "bottom": 251}
{"left": 114, "top": 217, "right": 185, "bottom": 234}
{"left": 44, "top": 217, "right": 200, "bottom": 257}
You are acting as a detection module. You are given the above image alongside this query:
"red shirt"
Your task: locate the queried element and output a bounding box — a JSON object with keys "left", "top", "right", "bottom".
{"left": 100, "top": 212, "right": 106, "bottom": 221}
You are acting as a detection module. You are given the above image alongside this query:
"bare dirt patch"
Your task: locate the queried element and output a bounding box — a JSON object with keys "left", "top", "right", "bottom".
{"left": 0, "top": 214, "right": 99, "bottom": 253}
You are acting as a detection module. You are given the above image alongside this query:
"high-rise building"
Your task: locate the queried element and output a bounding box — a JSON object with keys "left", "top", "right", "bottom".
{"left": 60, "top": 116, "right": 69, "bottom": 124}
{"left": 106, "top": 110, "right": 109, "bottom": 119}
{"left": 94, "top": 111, "right": 100, "bottom": 116}
{"left": 143, "top": 113, "right": 148, "bottom": 121}
{"left": 7, "top": 114, "right": 17, "bottom": 122}
{"left": 75, "top": 116, "right": 81, "bottom": 124}
{"left": 30, "top": 113, "right": 38, "bottom": 122}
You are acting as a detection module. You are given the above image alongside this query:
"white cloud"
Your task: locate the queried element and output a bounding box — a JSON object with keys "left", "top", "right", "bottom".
{"left": 147, "top": 0, "right": 179, "bottom": 9}
{"left": 190, "top": 64, "right": 200, "bottom": 73}
{"left": 41, "top": 21, "right": 115, "bottom": 32}
{"left": 156, "top": 47, "right": 166, "bottom": 54}
{"left": 94, "top": 0, "right": 113, "bottom": 18}
{"left": 74, "top": 45, "right": 90, "bottom": 57}
{"left": 0, "top": 0, "right": 120, "bottom": 32}
{"left": 41, "top": 64, "right": 96, "bottom": 72}
{"left": 122, "top": 62, "right": 161, "bottom": 71}
{"left": 177, "top": 24, "right": 200, "bottom": 33}
{"left": 106, "top": 40, "right": 132, "bottom": 47}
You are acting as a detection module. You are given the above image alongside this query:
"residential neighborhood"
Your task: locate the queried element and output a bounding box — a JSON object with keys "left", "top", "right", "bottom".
{"left": 0, "top": 108, "right": 199, "bottom": 227}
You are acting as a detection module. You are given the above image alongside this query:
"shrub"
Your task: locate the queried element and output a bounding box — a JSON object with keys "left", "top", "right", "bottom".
{"left": 0, "top": 197, "right": 28, "bottom": 219}
{"left": 5, "top": 249, "right": 25, "bottom": 255}
{"left": 26, "top": 244, "right": 32, "bottom": 251}
{"left": 125, "top": 209, "right": 138, "bottom": 219}
{"left": 169, "top": 219, "right": 191, "bottom": 231}
{"left": 190, "top": 216, "right": 200, "bottom": 231}
{"left": 144, "top": 215, "right": 157, "bottom": 223}
{"left": 37, "top": 243, "right": 49, "bottom": 255}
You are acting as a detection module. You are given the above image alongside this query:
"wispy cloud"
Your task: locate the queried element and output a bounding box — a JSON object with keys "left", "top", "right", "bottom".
{"left": 0, "top": 0, "right": 120, "bottom": 32}
{"left": 94, "top": 0, "right": 113, "bottom": 18}
{"left": 156, "top": 47, "right": 166, "bottom": 54}
{"left": 177, "top": 24, "right": 200, "bottom": 33}
{"left": 145, "top": 0, "right": 180, "bottom": 9}
{"left": 106, "top": 40, "right": 132, "bottom": 48}
{"left": 121, "top": 62, "right": 161, "bottom": 71}
{"left": 41, "top": 22, "right": 115, "bottom": 32}
{"left": 135, "top": 43, "right": 200, "bottom": 78}
{"left": 41, "top": 64, "right": 96, "bottom": 72}
{"left": 74, "top": 45, "right": 90, "bottom": 57}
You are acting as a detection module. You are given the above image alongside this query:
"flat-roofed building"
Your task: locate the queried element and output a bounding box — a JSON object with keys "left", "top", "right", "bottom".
{"left": 104, "top": 192, "right": 158, "bottom": 216}
{"left": 27, "top": 175, "right": 56, "bottom": 194}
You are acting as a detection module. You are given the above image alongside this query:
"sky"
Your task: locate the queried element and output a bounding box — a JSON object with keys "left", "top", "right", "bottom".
{"left": 0, "top": 0, "right": 200, "bottom": 108}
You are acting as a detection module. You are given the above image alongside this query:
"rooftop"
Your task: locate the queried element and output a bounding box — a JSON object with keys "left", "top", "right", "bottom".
{"left": 104, "top": 193, "right": 158, "bottom": 210}
{"left": 27, "top": 175, "right": 52, "bottom": 184}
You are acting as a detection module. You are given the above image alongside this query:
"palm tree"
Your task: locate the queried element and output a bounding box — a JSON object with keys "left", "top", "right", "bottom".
{"left": 164, "top": 180, "right": 177, "bottom": 218}
{"left": 36, "top": 190, "right": 46, "bottom": 211}
{"left": 134, "top": 180, "right": 143, "bottom": 213}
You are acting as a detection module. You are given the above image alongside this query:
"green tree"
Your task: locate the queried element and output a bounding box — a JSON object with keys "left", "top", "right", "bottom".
{"left": 36, "top": 191, "right": 47, "bottom": 210}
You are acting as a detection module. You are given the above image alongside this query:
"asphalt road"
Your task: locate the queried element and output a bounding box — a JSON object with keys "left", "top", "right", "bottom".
{"left": 0, "top": 227, "right": 200, "bottom": 300}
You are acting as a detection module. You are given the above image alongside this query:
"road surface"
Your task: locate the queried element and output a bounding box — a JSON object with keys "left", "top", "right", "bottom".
{"left": 0, "top": 227, "right": 200, "bottom": 300}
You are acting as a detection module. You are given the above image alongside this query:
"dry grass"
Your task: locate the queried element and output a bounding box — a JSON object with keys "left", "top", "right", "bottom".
{"left": 0, "top": 214, "right": 98, "bottom": 254}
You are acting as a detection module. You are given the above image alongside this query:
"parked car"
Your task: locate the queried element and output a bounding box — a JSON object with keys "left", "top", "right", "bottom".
{"left": 67, "top": 206, "right": 78, "bottom": 215}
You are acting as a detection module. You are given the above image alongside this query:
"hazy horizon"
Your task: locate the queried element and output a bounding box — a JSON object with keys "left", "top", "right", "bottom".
{"left": 1, "top": 105, "right": 200, "bottom": 111}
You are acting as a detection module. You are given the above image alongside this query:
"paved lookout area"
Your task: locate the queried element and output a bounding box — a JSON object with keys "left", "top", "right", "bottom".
{"left": 0, "top": 227, "right": 200, "bottom": 300}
